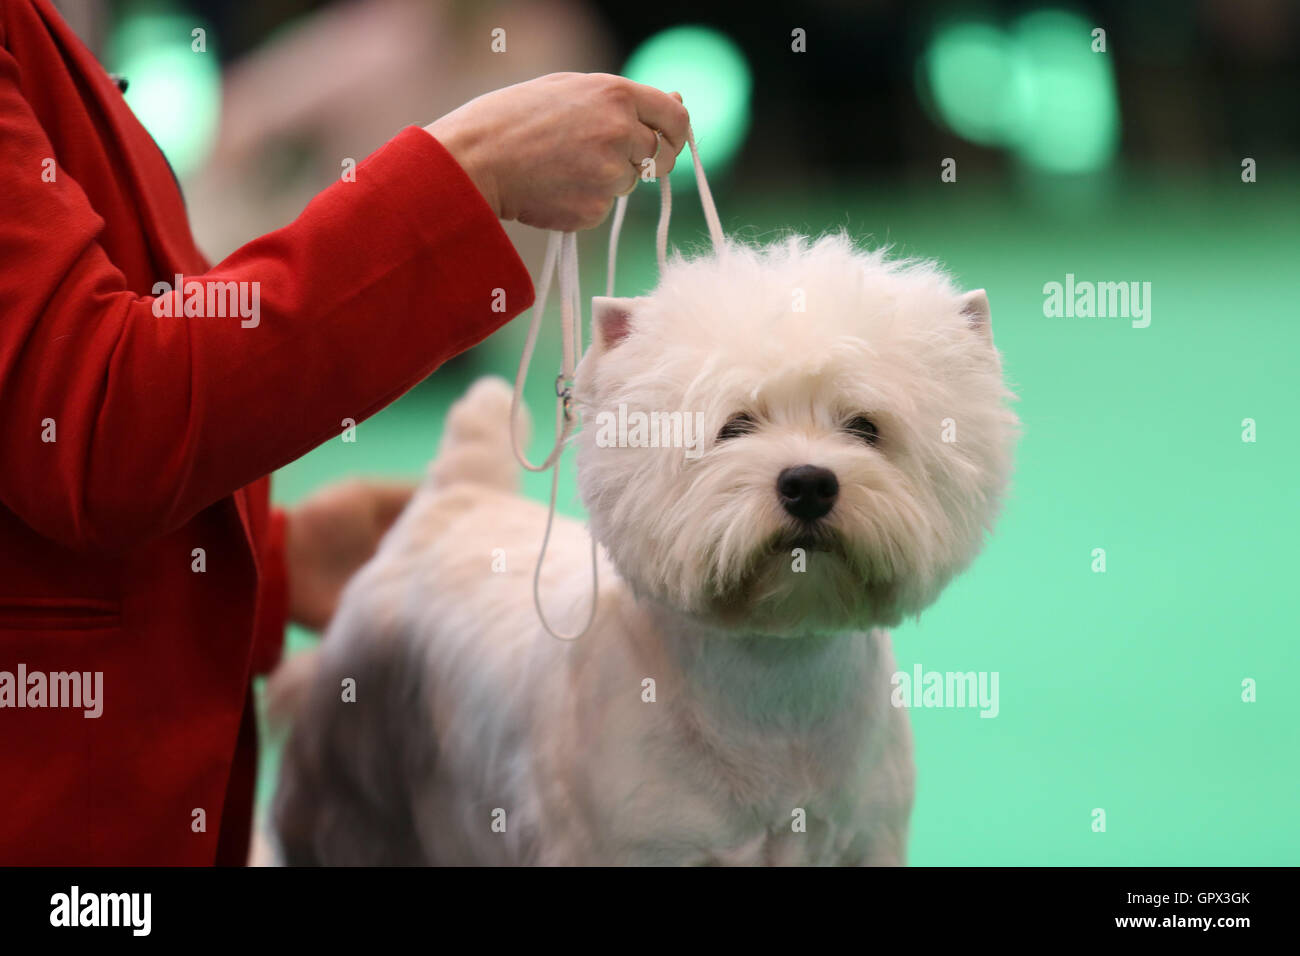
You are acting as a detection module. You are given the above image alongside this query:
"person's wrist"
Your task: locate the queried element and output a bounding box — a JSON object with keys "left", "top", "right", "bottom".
{"left": 424, "top": 118, "right": 502, "bottom": 219}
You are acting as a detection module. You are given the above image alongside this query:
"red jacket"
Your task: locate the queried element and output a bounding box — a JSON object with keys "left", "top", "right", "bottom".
{"left": 0, "top": 0, "right": 533, "bottom": 864}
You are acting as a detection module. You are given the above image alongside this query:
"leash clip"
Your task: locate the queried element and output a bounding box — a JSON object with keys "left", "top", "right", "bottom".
{"left": 555, "top": 374, "right": 575, "bottom": 422}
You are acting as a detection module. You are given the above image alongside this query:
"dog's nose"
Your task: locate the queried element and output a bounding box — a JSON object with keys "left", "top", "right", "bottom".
{"left": 777, "top": 465, "right": 839, "bottom": 521}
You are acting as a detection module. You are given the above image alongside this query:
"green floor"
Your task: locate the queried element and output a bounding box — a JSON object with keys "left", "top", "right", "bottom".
{"left": 257, "top": 171, "right": 1300, "bottom": 865}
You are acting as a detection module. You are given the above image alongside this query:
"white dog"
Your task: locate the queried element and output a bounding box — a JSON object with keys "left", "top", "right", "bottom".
{"left": 272, "top": 234, "right": 1018, "bottom": 865}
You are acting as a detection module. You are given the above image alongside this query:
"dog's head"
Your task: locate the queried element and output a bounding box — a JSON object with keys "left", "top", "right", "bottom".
{"left": 574, "top": 234, "right": 1019, "bottom": 635}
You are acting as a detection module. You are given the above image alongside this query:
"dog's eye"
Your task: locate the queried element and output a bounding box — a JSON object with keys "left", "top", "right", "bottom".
{"left": 716, "top": 413, "right": 757, "bottom": 443}
{"left": 844, "top": 415, "right": 880, "bottom": 446}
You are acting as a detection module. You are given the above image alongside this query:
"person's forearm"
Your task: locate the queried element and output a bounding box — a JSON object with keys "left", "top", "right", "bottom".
{"left": 0, "top": 105, "right": 531, "bottom": 553}
{"left": 1, "top": 66, "right": 689, "bottom": 553}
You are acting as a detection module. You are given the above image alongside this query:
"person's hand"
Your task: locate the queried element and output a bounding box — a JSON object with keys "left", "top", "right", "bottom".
{"left": 284, "top": 479, "right": 414, "bottom": 631}
{"left": 425, "top": 73, "right": 690, "bottom": 231}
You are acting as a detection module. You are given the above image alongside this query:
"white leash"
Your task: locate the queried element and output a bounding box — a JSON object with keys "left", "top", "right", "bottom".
{"left": 509, "top": 128, "right": 724, "bottom": 641}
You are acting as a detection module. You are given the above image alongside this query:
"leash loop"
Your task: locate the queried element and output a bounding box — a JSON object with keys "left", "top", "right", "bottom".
{"left": 510, "top": 127, "right": 721, "bottom": 641}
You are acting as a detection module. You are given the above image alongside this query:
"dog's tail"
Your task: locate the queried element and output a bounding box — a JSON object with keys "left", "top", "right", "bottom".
{"left": 427, "top": 375, "right": 526, "bottom": 493}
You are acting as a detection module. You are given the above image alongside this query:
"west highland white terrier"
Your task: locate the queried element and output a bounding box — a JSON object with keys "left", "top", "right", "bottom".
{"left": 272, "top": 234, "right": 1019, "bottom": 866}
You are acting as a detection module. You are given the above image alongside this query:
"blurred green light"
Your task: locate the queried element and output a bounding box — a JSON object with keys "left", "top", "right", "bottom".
{"left": 923, "top": 22, "right": 1025, "bottom": 147}
{"left": 922, "top": 9, "right": 1119, "bottom": 175}
{"left": 1010, "top": 10, "right": 1118, "bottom": 174}
{"left": 110, "top": 12, "right": 220, "bottom": 178}
{"left": 622, "top": 25, "right": 751, "bottom": 185}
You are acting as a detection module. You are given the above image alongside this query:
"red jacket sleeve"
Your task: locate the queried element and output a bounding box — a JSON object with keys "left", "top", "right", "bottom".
{"left": 251, "top": 505, "right": 289, "bottom": 675}
{"left": 0, "top": 47, "right": 533, "bottom": 552}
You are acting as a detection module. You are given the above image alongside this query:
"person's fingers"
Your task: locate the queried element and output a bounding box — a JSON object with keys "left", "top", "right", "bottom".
{"left": 624, "top": 120, "right": 680, "bottom": 177}
{"left": 626, "top": 124, "right": 660, "bottom": 173}
{"left": 580, "top": 196, "right": 615, "bottom": 230}
{"left": 651, "top": 128, "right": 678, "bottom": 176}
{"left": 614, "top": 162, "right": 640, "bottom": 196}
{"left": 624, "top": 79, "right": 689, "bottom": 154}
{"left": 364, "top": 480, "right": 416, "bottom": 529}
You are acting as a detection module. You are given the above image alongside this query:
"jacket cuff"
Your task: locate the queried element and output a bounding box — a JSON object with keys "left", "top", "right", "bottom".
{"left": 385, "top": 125, "right": 535, "bottom": 355}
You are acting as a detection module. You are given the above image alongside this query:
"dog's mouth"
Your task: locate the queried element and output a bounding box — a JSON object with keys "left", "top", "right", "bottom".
{"left": 772, "top": 525, "right": 843, "bottom": 556}
{"left": 692, "top": 517, "right": 914, "bottom": 633}
{"left": 711, "top": 525, "right": 854, "bottom": 603}
{"left": 704, "top": 527, "right": 896, "bottom": 633}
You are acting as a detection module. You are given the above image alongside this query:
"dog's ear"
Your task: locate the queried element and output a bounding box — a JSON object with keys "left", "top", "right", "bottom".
{"left": 960, "top": 289, "right": 992, "bottom": 340}
{"left": 591, "top": 296, "right": 643, "bottom": 353}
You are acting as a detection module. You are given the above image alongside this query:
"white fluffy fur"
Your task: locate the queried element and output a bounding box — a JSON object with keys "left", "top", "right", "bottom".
{"left": 273, "top": 234, "right": 1018, "bottom": 866}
